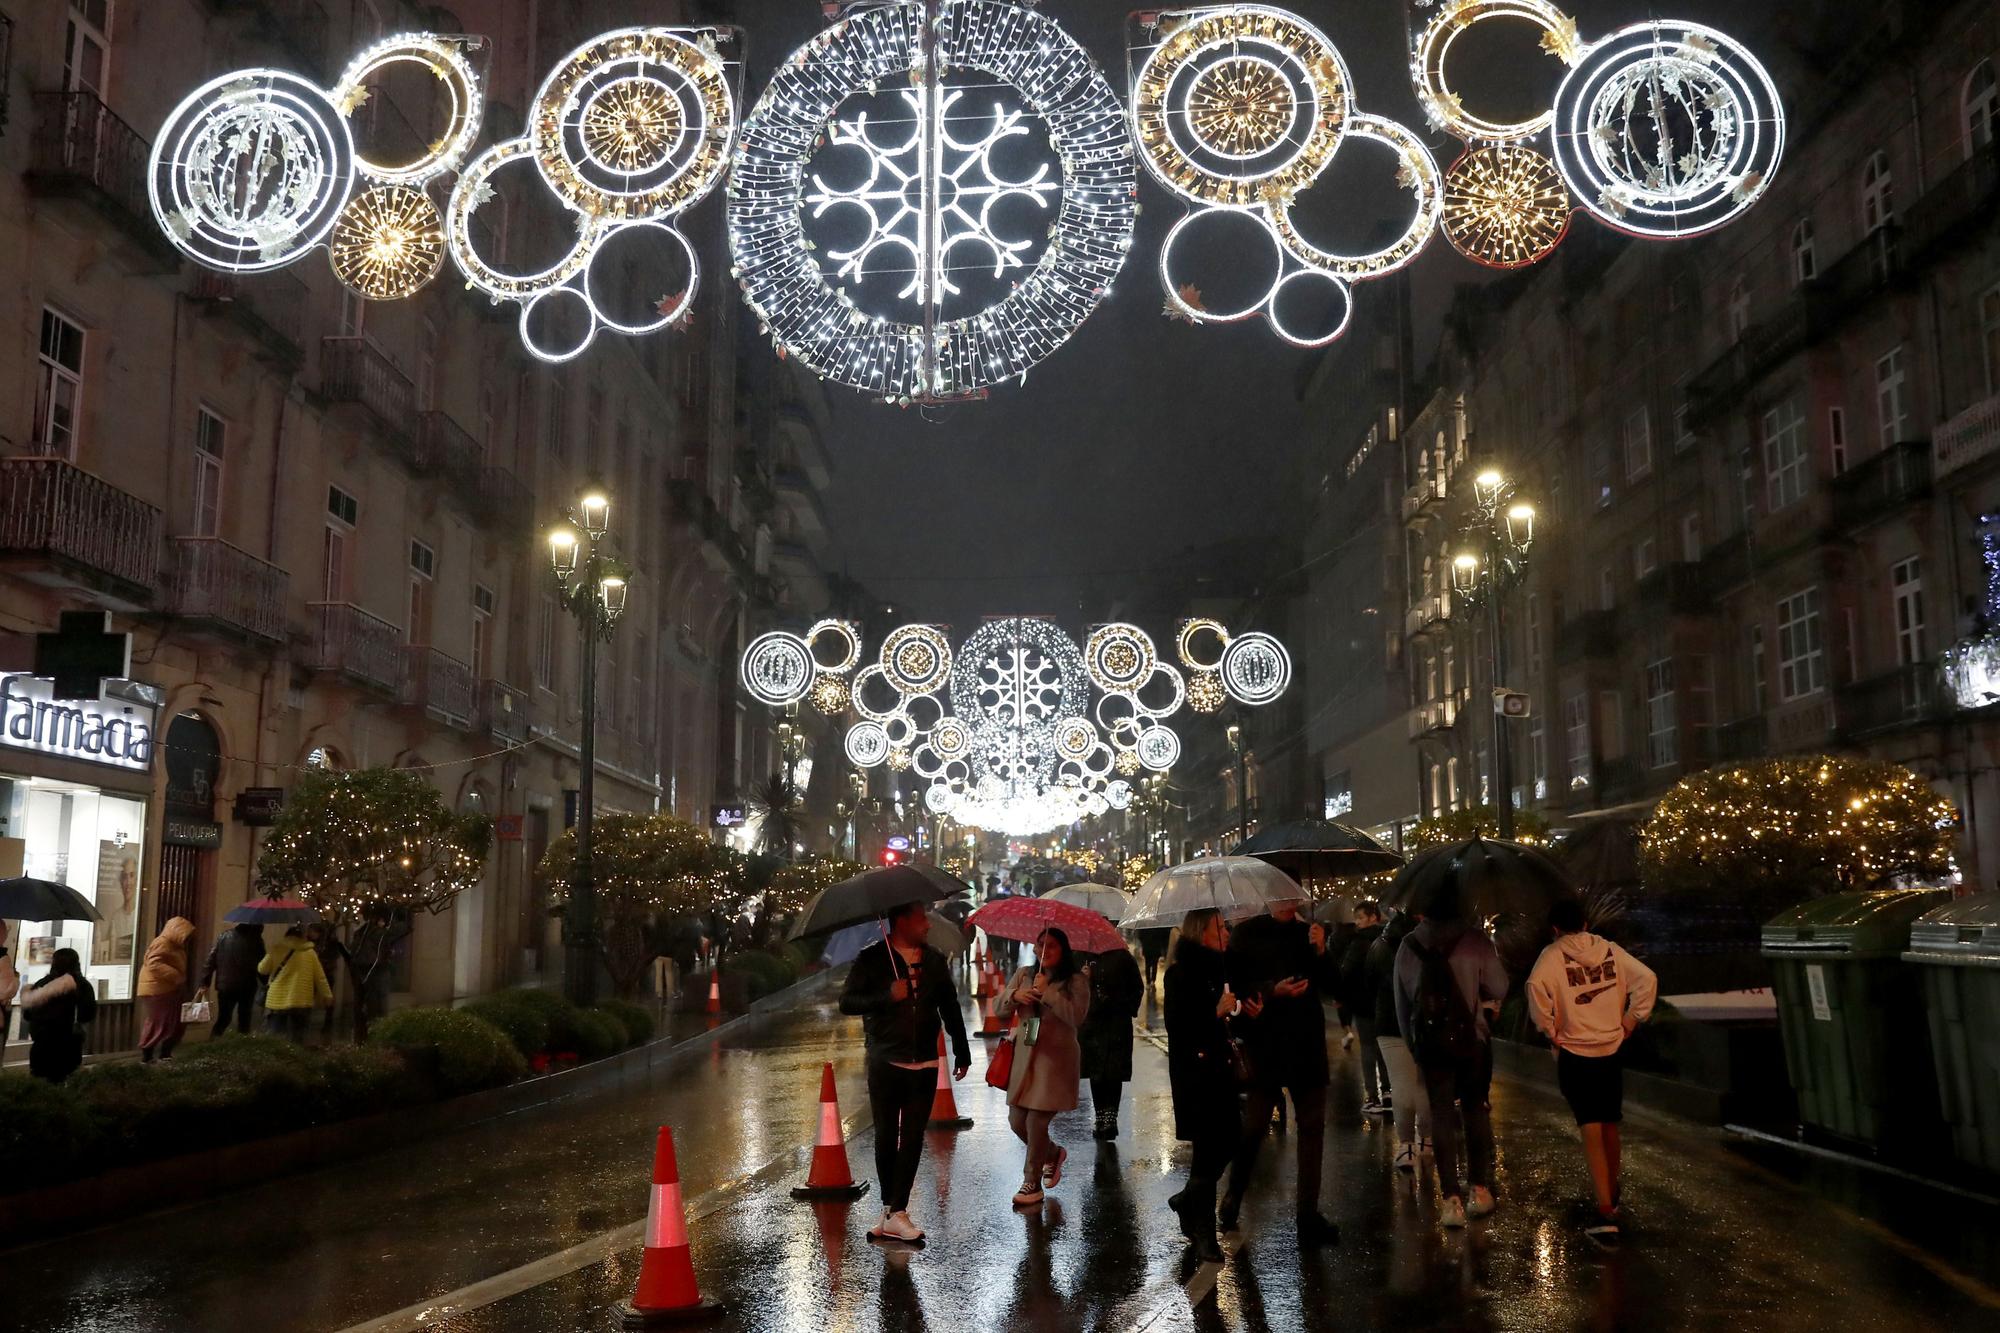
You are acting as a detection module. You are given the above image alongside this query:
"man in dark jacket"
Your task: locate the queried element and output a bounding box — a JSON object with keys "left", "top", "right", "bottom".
{"left": 1223, "top": 897, "right": 1343, "bottom": 1246}
{"left": 199, "top": 923, "right": 265, "bottom": 1037}
{"left": 839, "top": 899, "right": 971, "bottom": 1244}
{"left": 1339, "top": 901, "right": 1390, "bottom": 1113}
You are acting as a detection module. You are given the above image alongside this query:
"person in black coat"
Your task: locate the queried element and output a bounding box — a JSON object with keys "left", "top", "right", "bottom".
{"left": 1368, "top": 910, "right": 1433, "bottom": 1168}
{"left": 1339, "top": 901, "right": 1391, "bottom": 1113}
{"left": 1079, "top": 944, "right": 1144, "bottom": 1139}
{"left": 1138, "top": 927, "right": 1171, "bottom": 990}
{"left": 19, "top": 948, "right": 96, "bottom": 1083}
{"left": 1164, "top": 909, "right": 1238, "bottom": 1264}
{"left": 200, "top": 923, "right": 266, "bottom": 1037}
{"left": 1222, "top": 898, "right": 1343, "bottom": 1247}
{"left": 839, "top": 900, "right": 972, "bottom": 1245}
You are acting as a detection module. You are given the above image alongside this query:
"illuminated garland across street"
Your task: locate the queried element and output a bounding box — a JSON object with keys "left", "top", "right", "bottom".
{"left": 738, "top": 616, "right": 1290, "bottom": 835}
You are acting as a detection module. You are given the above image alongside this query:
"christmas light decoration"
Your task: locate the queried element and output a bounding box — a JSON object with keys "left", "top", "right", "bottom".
{"left": 1188, "top": 669, "right": 1227, "bottom": 713}
{"left": 880, "top": 624, "right": 954, "bottom": 695}
{"left": 1550, "top": 21, "right": 1784, "bottom": 239}
{"left": 1086, "top": 623, "right": 1158, "bottom": 693}
{"left": 845, "top": 720, "right": 891, "bottom": 767}
{"left": 1412, "top": 0, "right": 1580, "bottom": 143}
{"left": 1137, "top": 725, "right": 1182, "bottom": 771}
{"left": 1441, "top": 144, "right": 1571, "bottom": 269}
{"left": 332, "top": 33, "right": 485, "bottom": 186}
{"left": 1221, "top": 631, "right": 1291, "bottom": 704}
{"left": 329, "top": 184, "right": 445, "bottom": 298}
{"left": 806, "top": 618, "right": 864, "bottom": 673}
{"left": 809, "top": 673, "right": 852, "bottom": 715}
{"left": 1132, "top": 7, "right": 1440, "bottom": 347}
{"left": 741, "top": 630, "right": 815, "bottom": 706}
{"left": 726, "top": 0, "right": 1137, "bottom": 403}
{"left": 1177, "top": 618, "right": 1230, "bottom": 670}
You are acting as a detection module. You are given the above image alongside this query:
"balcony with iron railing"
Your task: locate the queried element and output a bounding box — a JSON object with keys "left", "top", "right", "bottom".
{"left": 0, "top": 457, "right": 160, "bottom": 604}
{"left": 163, "top": 537, "right": 287, "bottom": 644}
{"left": 1407, "top": 691, "right": 1464, "bottom": 739}
{"left": 1634, "top": 562, "right": 1713, "bottom": 617}
{"left": 417, "top": 410, "right": 486, "bottom": 491}
{"left": 25, "top": 91, "right": 176, "bottom": 265}
{"left": 306, "top": 602, "right": 402, "bottom": 693}
{"left": 320, "top": 337, "right": 416, "bottom": 443}
{"left": 1704, "top": 715, "right": 1770, "bottom": 763}
{"left": 1400, "top": 473, "right": 1448, "bottom": 522}
{"left": 1901, "top": 142, "right": 2000, "bottom": 266}
{"left": 481, "top": 680, "right": 531, "bottom": 745}
{"left": 403, "top": 646, "right": 478, "bottom": 729}
{"left": 1837, "top": 661, "right": 1944, "bottom": 740}
{"left": 474, "top": 465, "right": 534, "bottom": 538}
{"left": 1403, "top": 590, "right": 1453, "bottom": 637}
{"left": 1830, "top": 438, "right": 1932, "bottom": 529}
{"left": 191, "top": 269, "right": 310, "bottom": 368}
{"left": 1555, "top": 610, "right": 1619, "bottom": 663}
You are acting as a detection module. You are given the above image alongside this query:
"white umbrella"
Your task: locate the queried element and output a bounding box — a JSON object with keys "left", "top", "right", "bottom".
{"left": 1040, "top": 882, "right": 1132, "bottom": 922}
{"left": 1121, "top": 856, "right": 1304, "bottom": 931}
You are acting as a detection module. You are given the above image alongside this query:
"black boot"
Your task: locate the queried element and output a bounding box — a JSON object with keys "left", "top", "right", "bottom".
{"left": 1187, "top": 1176, "right": 1223, "bottom": 1264}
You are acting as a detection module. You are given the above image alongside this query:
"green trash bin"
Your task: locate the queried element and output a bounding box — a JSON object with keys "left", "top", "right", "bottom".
{"left": 1760, "top": 888, "right": 1948, "bottom": 1151}
{"left": 1904, "top": 892, "right": 2000, "bottom": 1174}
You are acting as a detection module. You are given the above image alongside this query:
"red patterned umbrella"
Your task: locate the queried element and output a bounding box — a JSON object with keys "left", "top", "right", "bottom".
{"left": 966, "top": 896, "right": 1124, "bottom": 955}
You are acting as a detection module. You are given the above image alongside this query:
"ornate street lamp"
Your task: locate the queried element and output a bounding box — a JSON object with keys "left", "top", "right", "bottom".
{"left": 549, "top": 481, "right": 629, "bottom": 1006}
{"left": 1226, "top": 721, "right": 1249, "bottom": 845}
{"left": 1454, "top": 468, "right": 1536, "bottom": 838}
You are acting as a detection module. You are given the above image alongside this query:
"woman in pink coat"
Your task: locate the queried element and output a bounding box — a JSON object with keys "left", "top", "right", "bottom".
{"left": 995, "top": 926, "right": 1090, "bottom": 1207}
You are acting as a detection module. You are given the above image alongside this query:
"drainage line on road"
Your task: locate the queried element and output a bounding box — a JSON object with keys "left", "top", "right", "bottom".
{"left": 1722, "top": 1123, "right": 2000, "bottom": 1209}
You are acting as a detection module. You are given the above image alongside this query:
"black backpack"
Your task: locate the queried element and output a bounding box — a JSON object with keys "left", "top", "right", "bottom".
{"left": 1408, "top": 939, "right": 1479, "bottom": 1068}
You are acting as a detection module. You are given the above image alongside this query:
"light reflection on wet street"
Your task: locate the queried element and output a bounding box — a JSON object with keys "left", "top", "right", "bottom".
{"left": 5, "top": 986, "right": 1996, "bottom": 1332}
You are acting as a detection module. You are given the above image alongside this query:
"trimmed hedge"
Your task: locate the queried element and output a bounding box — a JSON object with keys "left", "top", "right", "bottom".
{"left": 367, "top": 1008, "right": 526, "bottom": 1093}
{"left": 568, "top": 1009, "right": 628, "bottom": 1061}
{"left": 594, "top": 998, "right": 656, "bottom": 1046}
{"left": 0, "top": 1076, "right": 96, "bottom": 1191}
{"left": 727, "top": 949, "right": 795, "bottom": 1002}
{"left": 461, "top": 993, "right": 554, "bottom": 1059}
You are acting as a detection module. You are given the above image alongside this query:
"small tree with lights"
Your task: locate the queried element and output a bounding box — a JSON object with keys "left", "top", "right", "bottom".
{"left": 1407, "top": 804, "right": 1551, "bottom": 852}
{"left": 256, "top": 767, "right": 492, "bottom": 1039}
{"left": 537, "top": 813, "right": 743, "bottom": 998}
{"left": 1639, "top": 755, "right": 1957, "bottom": 910}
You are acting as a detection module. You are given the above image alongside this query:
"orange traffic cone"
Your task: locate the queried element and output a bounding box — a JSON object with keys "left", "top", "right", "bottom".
{"left": 705, "top": 963, "right": 721, "bottom": 1015}
{"left": 977, "top": 994, "right": 1003, "bottom": 1038}
{"left": 791, "top": 1063, "right": 869, "bottom": 1201}
{"left": 927, "top": 1031, "right": 973, "bottom": 1130}
{"left": 620, "top": 1127, "right": 725, "bottom": 1327}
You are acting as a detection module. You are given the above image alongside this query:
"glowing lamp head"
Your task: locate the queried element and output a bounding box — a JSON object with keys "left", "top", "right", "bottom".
{"left": 1451, "top": 552, "right": 1482, "bottom": 593}
{"left": 598, "top": 575, "right": 628, "bottom": 618}
{"left": 1226, "top": 723, "right": 1242, "bottom": 752}
{"left": 548, "top": 527, "right": 580, "bottom": 579}
{"left": 1505, "top": 502, "right": 1536, "bottom": 549}
{"left": 1473, "top": 469, "right": 1505, "bottom": 502}
{"left": 579, "top": 488, "right": 611, "bottom": 533}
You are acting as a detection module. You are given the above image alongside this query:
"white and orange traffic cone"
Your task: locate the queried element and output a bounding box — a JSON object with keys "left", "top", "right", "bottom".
{"left": 791, "top": 1062, "right": 869, "bottom": 1201}
{"left": 977, "top": 994, "right": 1003, "bottom": 1038}
{"left": 705, "top": 963, "right": 721, "bottom": 1016}
{"left": 927, "top": 1031, "right": 973, "bottom": 1130}
{"left": 620, "top": 1127, "right": 725, "bottom": 1327}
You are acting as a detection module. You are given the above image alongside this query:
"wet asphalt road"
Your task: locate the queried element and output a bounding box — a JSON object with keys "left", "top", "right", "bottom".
{"left": 5, "top": 980, "right": 1997, "bottom": 1333}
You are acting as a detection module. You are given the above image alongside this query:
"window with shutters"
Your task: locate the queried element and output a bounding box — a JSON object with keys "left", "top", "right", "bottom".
{"left": 193, "top": 408, "right": 226, "bottom": 537}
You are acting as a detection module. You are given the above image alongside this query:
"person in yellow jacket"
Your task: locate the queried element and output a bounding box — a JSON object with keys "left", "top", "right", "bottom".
{"left": 136, "top": 917, "right": 196, "bottom": 1063}
{"left": 259, "top": 926, "right": 333, "bottom": 1043}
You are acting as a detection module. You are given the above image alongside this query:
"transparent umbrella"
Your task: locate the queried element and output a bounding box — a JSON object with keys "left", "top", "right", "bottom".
{"left": 1121, "top": 856, "right": 1305, "bottom": 931}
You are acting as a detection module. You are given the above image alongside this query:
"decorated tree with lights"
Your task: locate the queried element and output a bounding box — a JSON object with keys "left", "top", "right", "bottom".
{"left": 765, "top": 856, "right": 865, "bottom": 920}
{"left": 256, "top": 766, "right": 492, "bottom": 1038}
{"left": 1408, "top": 805, "right": 1551, "bottom": 853}
{"left": 537, "top": 813, "right": 743, "bottom": 997}
{"left": 1639, "top": 756, "right": 1957, "bottom": 909}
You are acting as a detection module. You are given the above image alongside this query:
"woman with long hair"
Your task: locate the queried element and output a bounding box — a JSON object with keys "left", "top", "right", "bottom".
{"left": 19, "top": 947, "right": 96, "bottom": 1082}
{"left": 995, "top": 926, "right": 1091, "bottom": 1207}
{"left": 1164, "top": 909, "right": 1240, "bottom": 1263}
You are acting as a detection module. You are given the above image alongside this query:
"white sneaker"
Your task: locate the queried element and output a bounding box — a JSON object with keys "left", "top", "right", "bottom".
{"left": 1467, "top": 1187, "right": 1496, "bottom": 1218}
{"left": 866, "top": 1209, "right": 895, "bottom": 1241}
{"left": 1394, "top": 1144, "right": 1416, "bottom": 1172}
{"left": 1341, "top": 1031, "right": 1355, "bottom": 1050}
{"left": 887, "top": 1210, "right": 925, "bottom": 1241}
{"left": 1440, "top": 1196, "right": 1467, "bottom": 1229}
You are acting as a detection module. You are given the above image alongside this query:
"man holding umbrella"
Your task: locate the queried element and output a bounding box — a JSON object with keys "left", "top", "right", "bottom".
{"left": 839, "top": 897, "right": 971, "bottom": 1245}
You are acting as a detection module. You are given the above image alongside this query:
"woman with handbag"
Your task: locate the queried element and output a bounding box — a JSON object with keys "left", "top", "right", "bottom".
{"left": 1164, "top": 909, "right": 1241, "bottom": 1264}
{"left": 135, "top": 916, "right": 196, "bottom": 1063}
{"left": 260, "top": 926, "right": 334, "bottom": 1042}
{"left": 994, "top": 926, "right": 1090, "bottom": 1207}
{"left": 19, "top": 947, "right": 96, "bottom": 1082}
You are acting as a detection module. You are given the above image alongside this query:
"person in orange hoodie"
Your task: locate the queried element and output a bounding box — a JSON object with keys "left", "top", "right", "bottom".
{"left": 136, "top": 916, "right": 197, "bottom": 1063}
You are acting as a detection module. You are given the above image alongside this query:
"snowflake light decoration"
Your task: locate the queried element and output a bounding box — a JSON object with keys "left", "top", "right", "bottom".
{"left": 727, "top": 0, "right": 1138, "bottom": 403}
{"left": 329, "top": 184, "right": 445, "bottom": 299}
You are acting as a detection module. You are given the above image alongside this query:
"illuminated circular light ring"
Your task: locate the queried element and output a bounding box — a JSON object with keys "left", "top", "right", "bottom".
{"left": 880, "top": 625, "right": 953, "bottom": 696}
{"left": 1220, "top": 631, "right": 1293, "bottom": 705}
{"left": 1442, "top": 144, "right": 1572, "bottom": 269}
{"left": 1188, "top": 669, "right": 1228, "bottom": 713}
{"left": 741, "top": 630, "right": 814, "bottom": 705}
{"left": 586, "top": 220, "right": 698, "bottom": 335}
{"left": 1411, "top": 0, "right": 1581, "bottom": 143}
{"left": 1159, "top": 209, "right": 1289, "bottom": 324}
{"left": 925, "top": 782, "right": 957, "bottom": 814}
{"left": 1130, "top": 5, "right": 1353, "bottom": 207}
{"left": 1054, "top": 717, "right": 1098, "bottom": 761}
{"left": 1106, "top": 779, "right": 1134, "bottom": 811}
{"left": 1551, "top": 21, "right": 1784, "bottom": 239}
{"left": 1080, "top": 742, "right": 1117, "bottom": 778}
{"left": 845, "top": 720, "right": 891, "bottom": 768}
{"left": 329, "top": 184, "right": 444, "bottom": 299}
{"left": 1266, "top": 268, "right": 1354, "bottom": 348}
{"left": 1085, "top": 623, "right": 1158, "bottom": 693}
{"left": 149, "top": 69, "right": 356, "bottom": 273}
{"left": 727, "top": 0, "right": 1138, "bottom": 402}
{"left": 1177, "top": 618, "right": 1231, "bottom": 671}
{"left": 1138, "top": 726, "right": 1182, "bottom": 772}
{"left": 849, "top": 665, "right": 904, "bottom": 724}
{"left": 520, "top": 287, "right": 599, "bottom": 364}
{"left": 882, "top": 710, "right": 918, "bottom": 748}
{"left": 805, "top": 619, "right": 863, "bottom": 674}
{"left": 1094, "top": 689, "right": 1141, "bottom": 737}
{"left": 1133, "top": 662, "right": 1187, "bottom": 721}
{"left": 911, "top": 744, "right": 947, "bottom": 780}
{"left": 1114, "top": 749, "right": 1144, "bottom": 777}
{"left": 808, "top": 673, "right": 851, "bottom": 715}
{"left": 531, "top": 27, "right": 735, "bottom": 220}
{"left": 1266, "top": 114, "right": 1442, "bottom": 280}
{"left": 932, "top": 717, "right": 972, "bottom": 760}
{"left": 446, "top": 137, "right": 601, "bottom": 300}
{"left": 333, "top": 33, "right": 485, "bottom": 186}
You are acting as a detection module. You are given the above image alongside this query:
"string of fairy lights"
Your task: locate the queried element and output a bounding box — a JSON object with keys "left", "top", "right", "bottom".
{"left": 148, "top": 1, "right": 1784, "bottom": 391}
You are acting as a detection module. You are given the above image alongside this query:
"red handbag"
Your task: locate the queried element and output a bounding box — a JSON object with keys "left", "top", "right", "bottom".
{"left": 985, "top": 1034, "right": 1015, "bottom": 1089}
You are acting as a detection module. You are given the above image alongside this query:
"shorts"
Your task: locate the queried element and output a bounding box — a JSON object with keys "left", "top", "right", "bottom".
{"left": 1556, "top": 1049, "right": 1624, "bottom": 1125}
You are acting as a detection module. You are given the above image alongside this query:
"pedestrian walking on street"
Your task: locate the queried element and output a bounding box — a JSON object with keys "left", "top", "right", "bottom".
{"left": 1339, "top": 901, "right": 1391, "bottom": 1116}
{"left": 1080, "top": 942, "right": 1143, "bottom": 1139}
{"left": 259, "top": 927, "right": 332, "bottom": 1042}
{"left": 1163, "top": 909, "right": 1238, "bottom": 1264}
{"left": 136, "top": 916, "right": 196, "bottom": 1063}
{"left": 18, "top": 947, "right": 96, "bottom": 1083}
{"left": 996, "top": 927, "right": 1090, "bottom": 1207}
{"left": 0, "top": 923, "right": 19, "bottom": 1056}
{"left": 1367, "top": 909, "right": 1432, "bottom": 1170}
{"left": 1222, "top": 897, "right": 1342, "bottom": 1247}
{"left": 200, "top": 923, "right": 265, "bottom": 1038}
{"left": 1395, "top": 912, "right": 1507, "bottom": 1229}
{"left": 838, "top": 900, "right": 972, "bottom": 1245}
{"left": 1138, "top": 927, "right": 1170, "bottom": 991}
{"left": 1527, "top": 899, "right": 1658, "bottom": 1251}
{"left": 308, "top": 922, "right": 349, "bottom": 1041}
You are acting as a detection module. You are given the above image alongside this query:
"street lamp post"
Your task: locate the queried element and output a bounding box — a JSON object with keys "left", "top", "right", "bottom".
{"left": 549, "top": 484, "right": 627, "bottom": 1007}
{"left": 1452, "top": 470, "right": 1536, "bottom": 841}
{"left": 1226, "top": 722, "right": 1248, "bottom": 846}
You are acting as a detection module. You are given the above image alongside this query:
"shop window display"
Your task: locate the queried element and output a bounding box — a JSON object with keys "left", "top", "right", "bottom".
{"left": 1, "top": 778, "right": 146, "bottom": 999}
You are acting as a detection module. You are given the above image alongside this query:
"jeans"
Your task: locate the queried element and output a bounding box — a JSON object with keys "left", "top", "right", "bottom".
{"left": 265, "top": 1008, "right": 312, "bottom": 1042}
{"left": 1090, "top": 1077, "right": 1123, "bottom": 1116}
{"left": 1353, "top": 1017, "right": 1389, "bottom": 1102}
{"left": 1422, "top": 1042, "right": 1495, "bottom": 1199}
{"left": 1228, "top": 1081, "right": 1328, "bottom": 1219}
{"left": 212, "top": 988, "right": 256, "bottom": 1037}
{"left": 1377, "top": 1035, "right": 1433, "bottom": 1143}
{"left": 867, "top": 1062, "right": 936, "bottom": 1212}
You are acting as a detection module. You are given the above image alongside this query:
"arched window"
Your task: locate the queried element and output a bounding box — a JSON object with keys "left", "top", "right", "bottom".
{"left": 1861, "top": 151, "right": 1894, "bottom": 233}
{"left": 1728, "top": 277, "right": 1750, "bottom": 340}
{"left": 1966, "top": 61, "right": 1997, "bottom": 156}
{"left": 1791, "top": 218, "right": 1816, "bottom": 285}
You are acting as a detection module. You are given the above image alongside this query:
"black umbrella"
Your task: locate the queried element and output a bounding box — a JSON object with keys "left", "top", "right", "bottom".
{"left": 223, "top": 897, "right": 321, "bottom": 925}
{"left": 1552, "top": 818, "right": 1644, "bottom": 891}
{"left": 1381, "top": 837, "right": 1578, "bottom": 920}
{"left": 787, "top": 864, "right": 957, "bottom": 941}
{"left": 1230, "top": 820, "right": 1404, "bottom": 882}
{"left": 0, "top": 876, "right": 103, "bottom": 923}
